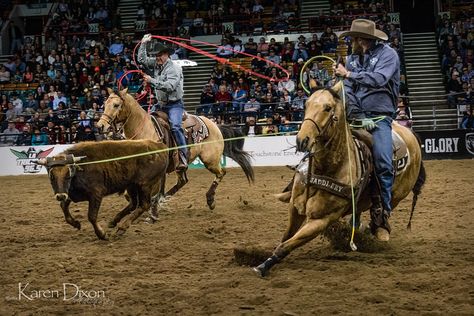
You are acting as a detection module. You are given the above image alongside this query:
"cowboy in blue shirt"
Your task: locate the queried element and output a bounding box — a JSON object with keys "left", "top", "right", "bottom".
{"left": 334, "top": 19, "right": 400, "bottom": 241}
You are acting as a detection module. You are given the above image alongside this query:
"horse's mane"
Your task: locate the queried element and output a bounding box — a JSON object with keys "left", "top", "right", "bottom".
{"left": 311, "top": 86, "right": 341, "bottom": 100}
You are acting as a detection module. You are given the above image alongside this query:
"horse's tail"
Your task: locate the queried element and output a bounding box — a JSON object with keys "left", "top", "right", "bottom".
{"left": 219, "top": 125, "right": 255, "bottom": 183}
{"left": 407, "top": 133, "right": 427, "bottom": 230}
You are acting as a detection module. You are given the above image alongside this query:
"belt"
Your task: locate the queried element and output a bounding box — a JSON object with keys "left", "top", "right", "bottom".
{"left": 365, "top": 111, "right": 392, "bottom": 117}
{"left": 160, "top": 99, "right": 182, "bottom": 106}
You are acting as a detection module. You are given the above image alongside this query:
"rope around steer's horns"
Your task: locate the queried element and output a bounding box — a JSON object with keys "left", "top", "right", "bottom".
{"left": 36, "top": 155, "right": 86, "bottom": 167}
{"left": 299, "top": 55, "right": 359, "bottom": 251}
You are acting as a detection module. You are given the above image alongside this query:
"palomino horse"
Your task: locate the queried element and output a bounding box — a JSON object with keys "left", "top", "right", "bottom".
{"left": 97, "top": 88, "right": 254, "bottom": 211}
{"left": 253, "top": 81, "right": 425, "bottom": 277}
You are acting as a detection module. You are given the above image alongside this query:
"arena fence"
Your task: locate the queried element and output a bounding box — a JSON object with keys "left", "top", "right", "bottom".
{"left": 1, "top": 131, "right": 473, "bottom": 177}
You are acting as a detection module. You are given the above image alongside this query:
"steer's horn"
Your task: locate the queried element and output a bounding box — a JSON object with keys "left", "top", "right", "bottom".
{"left": 72, "top": 156, "right": 87, "bottom": 163}
{"left": 35, "top": 158, "right": 48, "bottom": 165}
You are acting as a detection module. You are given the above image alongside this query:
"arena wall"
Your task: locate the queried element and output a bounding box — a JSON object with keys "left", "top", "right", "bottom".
{"left": 1, "top": 132, "right": 473, "bottom": 176}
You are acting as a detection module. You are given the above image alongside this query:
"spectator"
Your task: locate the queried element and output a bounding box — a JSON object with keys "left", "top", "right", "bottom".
{"left": 243, "top": 95, "right": 260, "bottom": 117}
{"left": 277, "top": 77, "right": 296, "bottom": 95}
{"left": 198, "top": 84, "right": 215, "bottom": 115}
{"left": 52, "top": 90, "right": 67, "bottom": 110}
{"left": 262, "top": 117, "right": 278, "bottom": 135}
{"left": 242, "top": 116, "right": 261, "bottom": 136}
{"left": 24, "top": 93, "right": 39, "bottom": 114}
{"left": 257, "top": 37, "right": 269, "bottom": 56}
{"left": 244, "top": 38, "right": 258, "bottom": 55}
{"left": 266, "top": 49, "right": 281, "bottom": 65}
{"left": 447, "top": 70, "right": 463, "bottom": 108}
{"left": 109, "top": 36, "right": 124, "bottom": 56}
{"left": 279, "top": 116, "right": 297, "bottom": 134}
{"left": 31, "top": 127, "right": 49, "bottom": 145}
{"left": 16, "top": 124, "right": 32, "bottom": 146}
{"left": 214, "top": 84, "right": 232, "bottom": 114}
{"left": 460, "top": 106, "right": 474, "bottom": 129}
{"left": 292, "top": 42, "right": 309, "bottom": 62}
{"left": 216, "top": 38, "right": 233, "bottom": 58}
{"left": 233, "top": 39, "right": 245, "bottom": 57}
{"left": 232, "top": 86, "right": 247, "bottom": 113}
{"left": 11, "top": 93, "right": 23, "bottom": 115}
{"left": 2, "top": 121, "right": 20, "bottom": 145}
{"left": 291, "top": 88, "right": 307, "bottom": 121}
{"left": 0, "top": 65, "right": 10, "bottom": 83}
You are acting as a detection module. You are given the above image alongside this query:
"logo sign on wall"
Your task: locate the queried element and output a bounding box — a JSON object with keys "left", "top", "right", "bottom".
{"left": 417, "top": 130, "right": 474, "bottom": 159}
{"left": 189, "top": 156, "right": 226, "bottom": 169}
{"left": 9, "top": 147, "right": 54, "bottom": 173}
{"left": 466, "top": 133, "right": 474, "bottom": 155}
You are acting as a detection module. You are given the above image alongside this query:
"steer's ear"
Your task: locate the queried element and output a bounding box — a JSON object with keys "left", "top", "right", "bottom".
{"left": 119, "top": 87, "right": 128, "bottom": 98}
{"left": 107, "top": 87, "right": 114, "bottom": 96}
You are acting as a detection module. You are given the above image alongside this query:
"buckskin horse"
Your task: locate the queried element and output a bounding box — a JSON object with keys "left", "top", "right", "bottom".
{"left": 97, "top": 88, "right": 254, "bottom": 211}
{"left": 253, "top": 81, "right": 426, "bottom": 277}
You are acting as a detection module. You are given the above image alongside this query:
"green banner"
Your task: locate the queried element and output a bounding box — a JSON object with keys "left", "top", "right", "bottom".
{"left": 189, "top": 156, "right": 226, "bottom": 169}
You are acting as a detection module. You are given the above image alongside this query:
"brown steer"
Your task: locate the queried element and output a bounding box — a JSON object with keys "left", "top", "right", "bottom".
{"left": 38, "top": 140, "right": 169, "bottom": 240}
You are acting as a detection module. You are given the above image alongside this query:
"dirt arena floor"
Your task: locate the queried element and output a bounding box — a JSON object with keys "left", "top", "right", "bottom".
{"left": 0, "top": 160, "right": 473, "bottom": 315}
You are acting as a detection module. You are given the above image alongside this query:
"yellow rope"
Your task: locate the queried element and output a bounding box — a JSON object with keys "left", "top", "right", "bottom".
{"left": 300, "top": 55, "right": 358, "bottom": 251}
{"left": 74, "top": 130, "right": 298, "bottom": 167}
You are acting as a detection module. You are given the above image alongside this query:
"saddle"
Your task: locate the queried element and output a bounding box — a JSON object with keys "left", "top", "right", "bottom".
{"left": 153, "top": 111, "right": 209, "bottom": 145}
{"left": 351, "top": 128, "right": 409, "bottom": 175}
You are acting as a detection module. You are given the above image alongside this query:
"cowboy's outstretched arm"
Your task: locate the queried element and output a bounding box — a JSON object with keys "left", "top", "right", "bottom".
{"left": 341, "top": 56, "right": 365, "bottom": 119}
{"left": 137, "top": 36, "right": 156, "bottom": 69}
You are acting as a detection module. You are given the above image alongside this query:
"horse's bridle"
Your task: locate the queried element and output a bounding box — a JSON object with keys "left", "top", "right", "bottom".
{"left": 303, "top": 109, "right": 339, "bottom": 148}
{"left": 100, "top": 95, "right": 132, "bottom": 138}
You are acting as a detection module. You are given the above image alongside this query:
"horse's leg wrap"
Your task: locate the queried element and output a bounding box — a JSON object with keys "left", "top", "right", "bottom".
{"left": 253, "top": 250, "right": 289, "bottom": 277}
{"left": 206, "top": 180, "right": 219, "bottom": 208}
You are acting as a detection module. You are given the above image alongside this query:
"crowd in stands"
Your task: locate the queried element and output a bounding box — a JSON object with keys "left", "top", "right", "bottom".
{"left": 0, "top": 0, "right": 414, "bottom": 145}
{"left": 197, "top": 12, "right": 407, "bottom": 135}
{"left": 436, "top": 9, "right": 474, "bottom": 129}
{"left": 142, "top": 0, "right": 300, "bottom": 37}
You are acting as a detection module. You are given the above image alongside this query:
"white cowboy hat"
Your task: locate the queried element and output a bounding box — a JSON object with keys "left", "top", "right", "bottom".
{"left": 339, "top": 19, "right": 388, "bottom": 41}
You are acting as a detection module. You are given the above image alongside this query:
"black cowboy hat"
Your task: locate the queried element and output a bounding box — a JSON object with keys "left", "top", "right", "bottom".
{"left": 148, "top": 41, "right": 175, "bottom": 55}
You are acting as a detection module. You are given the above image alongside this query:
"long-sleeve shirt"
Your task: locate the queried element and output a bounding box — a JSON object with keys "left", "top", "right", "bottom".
{"left": 137, "top": 44, "right": 184, "bottom": 103}
{"left": 344, "top": 43, "right": 400, "bottom": 119}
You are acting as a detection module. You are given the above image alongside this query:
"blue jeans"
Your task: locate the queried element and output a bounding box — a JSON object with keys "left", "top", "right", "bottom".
{"left": 369, "top": 116, "right": 394, "bottom": 213}
{"left": 162, "top": 100, "right": 188, "bottom": 158}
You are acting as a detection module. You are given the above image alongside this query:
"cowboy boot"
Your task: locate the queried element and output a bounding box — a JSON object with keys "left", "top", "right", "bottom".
{"left": 369, "top": 196, "right": 391, "bottom": 241}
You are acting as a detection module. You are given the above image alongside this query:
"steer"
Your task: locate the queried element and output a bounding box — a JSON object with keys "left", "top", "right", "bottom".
{"left": 38, "top": 139, "right": 169, "bottom": 240}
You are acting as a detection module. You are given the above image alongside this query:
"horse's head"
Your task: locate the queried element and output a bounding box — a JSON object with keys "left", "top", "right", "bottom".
{"left": 97, "top": 87, "right": 129, "bottom": 133}
{"left": 296, "top": 81, "right": 344, "bottom": 152}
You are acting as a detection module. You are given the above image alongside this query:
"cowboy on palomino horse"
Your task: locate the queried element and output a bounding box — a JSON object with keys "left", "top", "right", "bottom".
{"left": 333, "top": 19, "right": 399, "bottom": 241}
{"left": 139, "top": 33, "right": 188, "bottom": 171}
{"left": 254, "top": 19, "right": 425, "bottom": 277}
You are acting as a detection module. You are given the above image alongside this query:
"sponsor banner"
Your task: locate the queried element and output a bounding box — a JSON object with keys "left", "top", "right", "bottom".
{"left": 3, "top": 132, "right": 470, "bottom": 176}
{"left": 0, "top": 145, "right": 73, "bottom": 176}
{"left": 417, "top": 130, "right": 474, "bottom": 159}
{"left": 226, "top": 135, "right": 305, "bottom": 167}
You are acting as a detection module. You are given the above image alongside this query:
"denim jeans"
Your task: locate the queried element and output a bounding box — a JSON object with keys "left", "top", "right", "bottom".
{"left": 369, "top": 116, "right": 394, "bottom": 213}
{"left": 162, "top": 100, "right": 187, "bottom": 158}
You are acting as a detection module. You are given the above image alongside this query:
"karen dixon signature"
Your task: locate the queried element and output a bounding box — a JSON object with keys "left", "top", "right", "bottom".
{"left": 11, "top": 282, "right": 114, "bottom": 306}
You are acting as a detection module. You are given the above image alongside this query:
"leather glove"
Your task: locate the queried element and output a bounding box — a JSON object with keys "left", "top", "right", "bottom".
{"left": 360, "top": 118, "right": 376, "bottom": 131}
{"left": 142, "top": 34, "right": 152, "bottom": 43}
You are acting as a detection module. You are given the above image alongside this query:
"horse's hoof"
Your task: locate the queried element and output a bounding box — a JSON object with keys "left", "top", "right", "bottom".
{"left": 73, "top": 221, "right": 81, "bottom": 230}
{"left": 375, "top": 228, "right": 390, "bottom": 241}
{"left": 143, "top": 216, "right": 157, "bottom": 224}
{"left": 252, "top": 266, "right": 267, "bottom": 278}
{"left": 108, "top": 221, "right": 116, "bottom": 228}
{"left": 207, "top": 200, "right": 216, "bottom": 210}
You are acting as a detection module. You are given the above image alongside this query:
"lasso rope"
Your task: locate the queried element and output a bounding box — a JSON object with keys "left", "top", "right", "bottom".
{"left": 300, "top": 55, "right": 359, "bottom": 251}
{"left": 74, "top": 130, "right": 298, "bottom": 167}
